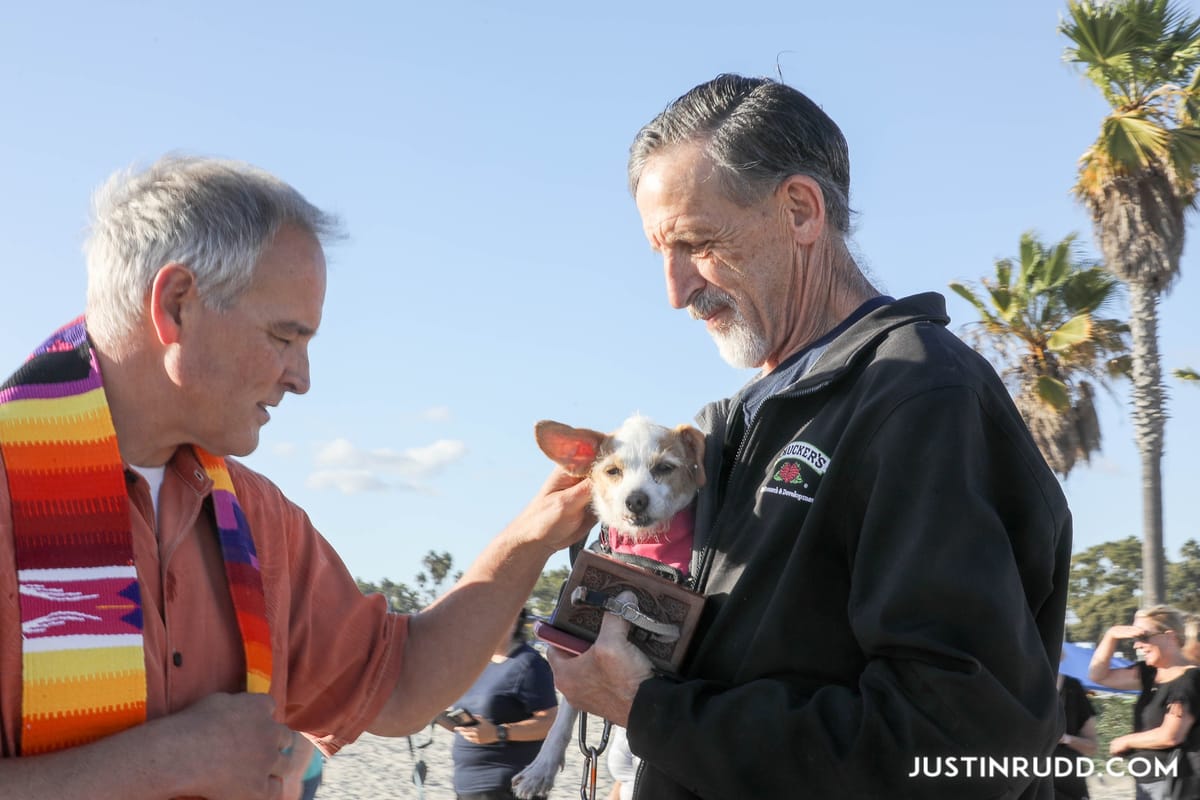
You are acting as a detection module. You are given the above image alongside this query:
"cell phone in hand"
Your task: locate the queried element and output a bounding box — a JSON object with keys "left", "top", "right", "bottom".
{"left": 434, "top": 707, "right": 478, "bottom": 730}
{"left": 534, "top": 620, "right": 592, "bottom": 656}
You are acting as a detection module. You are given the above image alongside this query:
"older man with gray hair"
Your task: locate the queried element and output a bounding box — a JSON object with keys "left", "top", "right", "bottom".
{"left": 0, "top": 155, "right": 595, "bottom": 799}
{"left": 548, "top": 74, "right": 1072, "bottom": 800}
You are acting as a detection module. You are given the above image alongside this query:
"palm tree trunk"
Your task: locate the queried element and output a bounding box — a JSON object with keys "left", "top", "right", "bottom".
{"left": 1128, "top": 281, "right": 1166, "bottom": 604}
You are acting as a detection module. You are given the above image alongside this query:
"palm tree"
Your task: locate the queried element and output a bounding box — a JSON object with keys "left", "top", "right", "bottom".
{"left": 951, "top": 231, "right": 1129, "bottom": 477}
{"left": 1060, "top": 0, "right": 1200, "bottom": 603}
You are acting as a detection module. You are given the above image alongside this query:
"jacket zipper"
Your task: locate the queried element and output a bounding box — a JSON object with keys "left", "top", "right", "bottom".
{"left": 638, "top": 379, "right": 830, "bottom": 800}
{"left": 631, "top": 302, "right": 937, "bottom": 798}
{"left": 688, "top": 378, "right": 834, "bottom": 595}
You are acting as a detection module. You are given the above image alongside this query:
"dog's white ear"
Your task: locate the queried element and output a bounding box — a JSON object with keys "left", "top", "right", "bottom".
{"left": 674, "top": 424, "right": 707, "bottom": 488}
{"left": 534, "top": 420, "right": 606, "bottom": 477}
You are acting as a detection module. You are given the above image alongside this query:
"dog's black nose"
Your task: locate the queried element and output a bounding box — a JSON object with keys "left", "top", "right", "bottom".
{"left": 626, "top": 491, "right": 649, "bottom": 514}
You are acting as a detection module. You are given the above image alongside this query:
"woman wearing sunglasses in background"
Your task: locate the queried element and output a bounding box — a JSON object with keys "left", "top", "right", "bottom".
{"left": 1091, "top": 606, "right": 1200, "bottom": 800}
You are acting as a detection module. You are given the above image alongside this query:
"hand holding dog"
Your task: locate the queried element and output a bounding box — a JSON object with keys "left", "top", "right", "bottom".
{"left": 547, "top": 591, "right": 655, "bottom": 727}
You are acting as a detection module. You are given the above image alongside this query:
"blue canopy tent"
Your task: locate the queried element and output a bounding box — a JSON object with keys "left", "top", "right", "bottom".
{"left": 1059, "top": 641, "right": 1137, "bottom": 694}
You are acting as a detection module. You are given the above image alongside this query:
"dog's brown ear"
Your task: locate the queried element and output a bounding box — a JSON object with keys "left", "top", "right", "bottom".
{"left": 534, "top": 420, "right": 606, "bottom": 477}
{"left": 674, "top": 424, "right": 707, "bottom": 488}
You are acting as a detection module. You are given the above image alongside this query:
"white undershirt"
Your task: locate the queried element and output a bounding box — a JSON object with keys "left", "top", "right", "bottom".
{"left": 127, "top": 464, "right": 166, "bottom": 521}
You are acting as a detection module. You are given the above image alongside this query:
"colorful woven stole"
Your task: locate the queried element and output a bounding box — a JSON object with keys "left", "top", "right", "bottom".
{"left": 0, "top": 318, "right": 272, "bottom": 755}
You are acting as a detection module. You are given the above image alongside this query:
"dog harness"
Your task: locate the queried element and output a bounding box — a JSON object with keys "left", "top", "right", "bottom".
{"left": 0, "top": 318, "right": 272, "bottom": 755}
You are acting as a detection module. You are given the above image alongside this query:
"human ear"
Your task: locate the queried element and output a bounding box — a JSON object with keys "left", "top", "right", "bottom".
{"left": 779, "top": 175, "right": 826, "bottom": 247}
{"left": 148, "top": 264, "right": 196, "bottom": 346}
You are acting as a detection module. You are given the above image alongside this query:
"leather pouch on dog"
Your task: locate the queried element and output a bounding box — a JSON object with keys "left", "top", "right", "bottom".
{"left": 545, "top": 549, "right": 706, "bottom": 674}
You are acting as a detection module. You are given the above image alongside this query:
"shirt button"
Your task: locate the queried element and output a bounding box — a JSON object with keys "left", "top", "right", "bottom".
{"left": 173, "top": 651, "right": 183, "bottom": 668}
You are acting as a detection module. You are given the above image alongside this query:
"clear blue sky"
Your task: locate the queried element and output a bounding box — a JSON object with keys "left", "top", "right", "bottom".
{"left": 2, "top": 0, "right": 1198, "bottom": 585}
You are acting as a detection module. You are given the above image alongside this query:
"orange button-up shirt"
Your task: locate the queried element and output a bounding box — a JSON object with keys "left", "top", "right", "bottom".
{"left": 0, "top": 446, "right": 409, "bottom": 757}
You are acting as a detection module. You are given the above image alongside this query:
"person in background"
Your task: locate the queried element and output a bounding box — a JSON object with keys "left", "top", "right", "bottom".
{"left": 1090, "top": 606, "right": 1200, "bottom": 800}
{"left": 0, "top": 155, "right": 594, "bottom": 799}
{"left": 1055, "top": 649, "right": 1097, "bottom": 800}
{"left": 1185, "top": 615, "right": 1200, "bottom": 666}
{"left": 606, "top": 726, "right": 640, "bottom": 800}
{"left": 547, "top": 73, "right": 1072, "bottom": 799}
{"left": 449, "top": 608, "right": 558, "bottom": 800}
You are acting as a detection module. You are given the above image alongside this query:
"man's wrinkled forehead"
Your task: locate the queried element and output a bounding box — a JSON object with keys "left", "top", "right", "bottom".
{"left": 637, "top": 146, "right": 724, "bottom": 247}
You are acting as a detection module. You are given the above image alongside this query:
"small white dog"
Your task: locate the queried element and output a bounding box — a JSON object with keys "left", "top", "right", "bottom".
{"left": 511, "top": 414, "right": 705, "bottom": 799}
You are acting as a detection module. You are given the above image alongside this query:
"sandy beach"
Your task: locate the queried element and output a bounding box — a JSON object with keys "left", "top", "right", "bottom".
{"left": 1087, "top": 773, "right": 1137, "bottom": 800}
{"left": 318, "top": 716, "right": 1135, "bottom": 800}
{"left": 321, "top": 713, "right": 615, "bottom": 800}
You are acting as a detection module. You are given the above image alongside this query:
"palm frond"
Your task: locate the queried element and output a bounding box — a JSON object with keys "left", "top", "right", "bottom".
{"left": 952, "top": 231, "right": 1131, "bottom": 477}
{"left": 1048, "top": 313, "right": 1095, "bottom": 352}
{"left": 1102, "top": 112, "right": 1173, "bottom": 171}
{"left": 1061, "top": 267, "right": 1123, "bottom": 312}
{"left": 948, "top": 282, "right": 1002, "bottom": 328}
{"left": 1018, "top": 233, "right": 1041, "bottom": 289}
{"left": 1064, "top": 0, "right": 1200, "bottom": 112}
{"left": 1063, "top": 0, "right": 1138, "bottom": 72}
{"left": 1036, "top": 375, "right": 1072, "bottom": 412}
{"left": 1168, "top": 127, "right": 1200, "bottom": 193}
{"left": 1042, "top": 238, "right": 1074, "bottom": 289}
{"left": 988, "top": 284, "right": 1016, "bottom": 322}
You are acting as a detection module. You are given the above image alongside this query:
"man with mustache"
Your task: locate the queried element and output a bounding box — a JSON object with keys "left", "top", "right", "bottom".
{"left": 548, "top": 75, "right": 1072, "bottom": 799}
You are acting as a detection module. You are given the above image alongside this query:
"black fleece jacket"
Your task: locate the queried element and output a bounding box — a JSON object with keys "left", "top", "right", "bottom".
{"left": 626, "top": 293, "right": 1072, "bottom": 800}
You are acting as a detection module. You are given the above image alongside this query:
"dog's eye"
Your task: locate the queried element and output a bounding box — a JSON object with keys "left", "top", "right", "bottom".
{"left": 605, "top": 466, "right": 623, "bottom": 479}
{"left": 651, "top": 463, "right": 676, "bottom": 479}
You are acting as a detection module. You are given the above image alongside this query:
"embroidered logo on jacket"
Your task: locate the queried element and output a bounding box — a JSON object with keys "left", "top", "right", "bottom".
{"left": 762, "top": 440, "right": 829, "bottom": 504}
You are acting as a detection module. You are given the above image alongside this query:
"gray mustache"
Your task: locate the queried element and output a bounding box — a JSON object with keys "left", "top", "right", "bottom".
{"left": 688, "top": 289, "right": 736, "bottom": 320}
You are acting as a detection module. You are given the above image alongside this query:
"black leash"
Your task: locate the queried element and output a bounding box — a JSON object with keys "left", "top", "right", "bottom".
{"left": 406, "top": 725, "right": 435, "bottom": 799}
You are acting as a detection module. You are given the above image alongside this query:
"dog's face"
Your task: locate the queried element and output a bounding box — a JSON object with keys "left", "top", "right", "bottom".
{"left": 534, "top": 415, "right": 706, "bottom": 535}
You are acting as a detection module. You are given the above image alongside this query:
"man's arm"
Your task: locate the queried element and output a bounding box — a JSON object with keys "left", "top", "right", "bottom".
{"left": 0, "top": 693, "right": 299, "bottom": 800}
{"left": 367, "top": 469, "right": 595, "bottom": 735}
{"left": 0, "top": 472, "right": 591, "bottom": 796}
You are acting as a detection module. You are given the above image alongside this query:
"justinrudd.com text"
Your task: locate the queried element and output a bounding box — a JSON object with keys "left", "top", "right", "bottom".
{"left": 909, "top": 756, "right": 1176, "bottom": 780}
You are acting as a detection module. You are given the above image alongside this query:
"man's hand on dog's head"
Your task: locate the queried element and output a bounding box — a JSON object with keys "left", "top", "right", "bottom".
{"left": 511, "top": 468, "right": 598, "bottom": 555}
{"left": 546, "top": 591, "right": 655, "bottom": 727}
